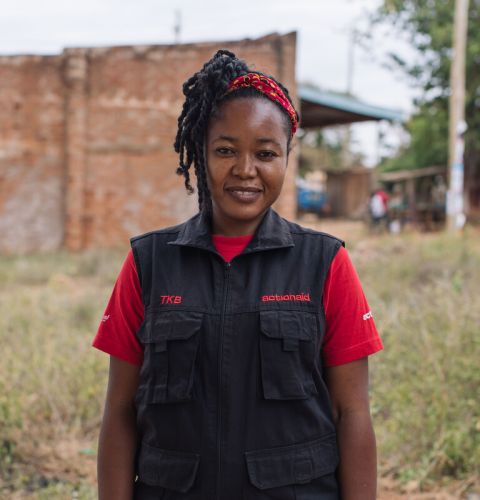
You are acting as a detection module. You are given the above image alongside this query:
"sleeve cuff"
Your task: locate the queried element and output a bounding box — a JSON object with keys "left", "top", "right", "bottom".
{"left": 92, "top": 340, "right": 143, "bottom": 366}
{"left": 323, "top": 337, "right": 384, "bottom": 367}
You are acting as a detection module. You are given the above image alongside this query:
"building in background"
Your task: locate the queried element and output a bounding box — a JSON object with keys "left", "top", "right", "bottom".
{"left": 297, "top": 84, "right": 404, "bottom": 218}
{"left": 0, "top": 33, "right": 297, "bottom": 253}
{"left": 378, "top": 166, "right": 447, "bottom": 231}
{"left": 0, "top": 31, "right": 407, "bottom": 253}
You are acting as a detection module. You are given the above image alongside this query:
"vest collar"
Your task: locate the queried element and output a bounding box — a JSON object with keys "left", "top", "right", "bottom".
{"left": 168, "top": 208, "right": 294, "bottom": 255}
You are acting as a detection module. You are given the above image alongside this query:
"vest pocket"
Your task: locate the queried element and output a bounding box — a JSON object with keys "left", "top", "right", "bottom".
{"left": 259, "top": 310, "right": 318, "bottom": 400}
{"left": 138, "top": 311, "right": 203, "bottom": 403}
{"left": 137, "top": 441, "right": 200, "bottom": 493}
{"left": 244, "top": 433, "right": 339, "bottom": 497}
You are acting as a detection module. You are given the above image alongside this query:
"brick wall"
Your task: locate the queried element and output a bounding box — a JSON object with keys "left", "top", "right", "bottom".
{"left": 0, "top": 55, "right": 65, "bottom": 253}
{"left": 0, "top": 32, "right": 298, "bottom": 252}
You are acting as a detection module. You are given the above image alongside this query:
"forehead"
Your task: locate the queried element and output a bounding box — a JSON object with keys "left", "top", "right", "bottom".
{"left": 208, "top": 97, "right": 288, "bottom": 139}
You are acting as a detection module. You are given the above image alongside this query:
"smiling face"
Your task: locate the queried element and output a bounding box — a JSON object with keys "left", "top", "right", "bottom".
{"left": 205, "top": 97, "right": 290, "bottom": 236}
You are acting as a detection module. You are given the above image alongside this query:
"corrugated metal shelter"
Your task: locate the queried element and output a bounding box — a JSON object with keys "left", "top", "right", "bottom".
{"left": 297, "top": 85, "right": 405, "bottom": 218}
{"left": 299, "top": 85, "right": 405, "bottom": 127}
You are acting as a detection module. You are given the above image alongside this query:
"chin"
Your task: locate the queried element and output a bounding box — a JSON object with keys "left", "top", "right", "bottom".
{"left": 229, "top": 204, "right": 267, "bottom": 219}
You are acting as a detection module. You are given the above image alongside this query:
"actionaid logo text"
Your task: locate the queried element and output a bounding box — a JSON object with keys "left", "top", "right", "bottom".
{"left": 261, "top": 293, "right": 311, "bottom": 302}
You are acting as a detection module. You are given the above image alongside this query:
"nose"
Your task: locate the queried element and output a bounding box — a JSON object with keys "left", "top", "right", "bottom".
{"left": 231, "top": 153, "right": 257, "bottom": 179}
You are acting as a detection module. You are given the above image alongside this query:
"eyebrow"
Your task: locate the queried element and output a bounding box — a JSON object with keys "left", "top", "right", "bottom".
{"left": 212, "top": 135, "right": 237, "bottom": 143}
{"left": 212, "top": 135, "right": 283, "bottom": 147}
{"left": 256, "top": 137, "right": 283, "bottom": 147}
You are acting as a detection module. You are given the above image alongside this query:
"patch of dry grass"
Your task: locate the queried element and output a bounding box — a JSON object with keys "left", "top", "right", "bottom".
{"left": 0, "top": 249, "right": 126, "bottom": 499}
{"left": 1, "top": 226, "right": 479, "bottom": 498}
{"left": 351, "top": 228, "right": 480, "bottom": 492}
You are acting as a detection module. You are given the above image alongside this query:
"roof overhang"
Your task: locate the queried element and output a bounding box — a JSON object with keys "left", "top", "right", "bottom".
{"left": 299, "top": 85, "right": 406, "bottom": 128}
{"left": 379, "top": 165, "right": 446, "bottom": 182}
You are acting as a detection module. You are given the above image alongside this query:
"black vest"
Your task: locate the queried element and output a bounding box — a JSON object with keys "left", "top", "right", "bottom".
{"left": 131, "top": 208, "right": 344, "bottom": 500}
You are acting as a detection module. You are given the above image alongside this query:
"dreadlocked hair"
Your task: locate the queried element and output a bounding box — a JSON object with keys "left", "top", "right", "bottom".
{"left": 174, "top": 49, "right": 298, "bottom": 212}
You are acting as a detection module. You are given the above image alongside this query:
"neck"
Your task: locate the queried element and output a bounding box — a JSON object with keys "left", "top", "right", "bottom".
{"left": 210, "top": 209, "right": 268, "bottom": 236}
{"left": 212, "top": 220, "right": 259, "bottom": 236}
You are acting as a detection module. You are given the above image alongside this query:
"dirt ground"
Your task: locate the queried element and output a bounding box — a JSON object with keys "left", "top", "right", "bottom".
{"left": 296, "top": 214, "right": 369, "bottom": 243}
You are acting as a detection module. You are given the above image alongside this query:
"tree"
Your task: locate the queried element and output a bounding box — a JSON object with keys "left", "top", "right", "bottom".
{"left": 371, "top": 0, "right": 480, "bottom": 187}
{"left": 298, "top": 128, "right": 364, "bottom": 177}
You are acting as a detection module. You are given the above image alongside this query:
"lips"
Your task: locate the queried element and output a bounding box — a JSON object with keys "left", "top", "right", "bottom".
{"left": 225, "top": 186, "right": 263, "bottom": 203}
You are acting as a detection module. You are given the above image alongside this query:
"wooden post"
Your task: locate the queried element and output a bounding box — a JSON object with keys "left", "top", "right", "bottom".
{"left": 447, "top": 0, "right": 469, "bottom": 231}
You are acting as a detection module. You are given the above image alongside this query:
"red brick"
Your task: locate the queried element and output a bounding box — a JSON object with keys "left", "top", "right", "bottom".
{"left": 0, "top": 33, "right": 298, "bottom": 252}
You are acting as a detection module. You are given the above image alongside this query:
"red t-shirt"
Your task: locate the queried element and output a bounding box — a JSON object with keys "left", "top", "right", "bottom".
{"left": 93, "top": 235, "right": 383, "bottom": 367}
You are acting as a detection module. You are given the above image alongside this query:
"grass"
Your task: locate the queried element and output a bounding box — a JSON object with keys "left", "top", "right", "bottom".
{"left": 353, "top": 228, "right": 480, "bottom": 490}
{"left": 0, "top": 249, "right": 125, "bottom": 500}
{"left": 0, "top": 227, "right": 479, "bottom": 498}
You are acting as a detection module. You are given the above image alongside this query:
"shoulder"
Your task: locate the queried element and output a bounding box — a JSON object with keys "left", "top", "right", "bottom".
{"left": 130, "top": 213, "right": 200, "bottom": 247}
{"left": 282, "top": 217, "right": 345, "bottom": 248}
{"left": 130, "top": 221, "right": 186, "bottom": 245}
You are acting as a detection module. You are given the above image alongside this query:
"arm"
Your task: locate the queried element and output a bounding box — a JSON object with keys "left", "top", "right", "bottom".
{"left": 326, "top": 357, "right": 377, "bottom": 500}
{"left": 98, "top": 356, "right": 140, "bottom": 500}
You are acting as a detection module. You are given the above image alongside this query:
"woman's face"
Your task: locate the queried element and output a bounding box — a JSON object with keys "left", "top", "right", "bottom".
{"left": 205, "top": 97, "right": 289, "bottom": 236}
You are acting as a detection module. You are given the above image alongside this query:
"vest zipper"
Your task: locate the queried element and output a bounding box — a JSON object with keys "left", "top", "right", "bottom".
{"left": 217, "top": 260, "right": 231, "bottom": 499}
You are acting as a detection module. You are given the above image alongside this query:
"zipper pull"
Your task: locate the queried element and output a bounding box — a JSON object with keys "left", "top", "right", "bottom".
{"left": 225, "top": 261, "right": 231, "bottom": 269}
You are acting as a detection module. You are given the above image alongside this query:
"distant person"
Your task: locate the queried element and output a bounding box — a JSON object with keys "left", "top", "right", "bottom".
{"left": 387, "top": 184, "right": 405, "bottom": 233}
{"left": 376, "top": 188, "right": 389, "bottom": 210}
{"left": 369, "top": 188, "right": 388, "bottom": 231}
{"left": 431, "top": 175, "right": 447, "bottom": 227}
{"left": 92, "top": 50, "right": 383, "bottom": 499}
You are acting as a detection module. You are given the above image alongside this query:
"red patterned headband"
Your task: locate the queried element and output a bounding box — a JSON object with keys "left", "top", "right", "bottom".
{"left": 225, "top": 73, "right": 298, "bottom": 138}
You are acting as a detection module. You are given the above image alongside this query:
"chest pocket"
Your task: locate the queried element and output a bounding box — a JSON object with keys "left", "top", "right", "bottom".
{"left": 259, "top": 310, "right": 318, "bottom": 400}
{"left": 137, "top": 311, "right": 203, "bottom": 404}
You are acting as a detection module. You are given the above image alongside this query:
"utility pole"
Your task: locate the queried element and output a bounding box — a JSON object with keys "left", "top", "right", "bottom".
{"left": 343, "top": 25, "right": 356, "bottom": 168}
{"left": 446, "top": 0, "right": 469, "bottom": 231}
{"left": 346, "top": 27, "right": 355, "bottom": 96}
{"left": 173, "top": 10, "right": 182, "bottom": 44}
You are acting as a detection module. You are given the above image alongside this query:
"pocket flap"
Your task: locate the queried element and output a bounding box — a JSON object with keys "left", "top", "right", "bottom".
{"left": 260, "top": 310, "right": 315, "bottom": 341}
{"left": 138, "top": 442, "right": 200, "bottom": 492}
{"left": 245, "top": 434, "right": 338, "bottom": 490}
{"left": 138, "top": 311, "right": 203, "bottom": 345}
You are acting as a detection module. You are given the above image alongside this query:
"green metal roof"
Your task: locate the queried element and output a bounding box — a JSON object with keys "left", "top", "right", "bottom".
{"left": 299, "top": 84, "right": 406, "bottom": 128}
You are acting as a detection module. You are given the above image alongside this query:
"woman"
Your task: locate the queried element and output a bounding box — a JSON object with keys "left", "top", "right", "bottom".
{"left": 93, "top": 49, "right": 383, "bottom": 500}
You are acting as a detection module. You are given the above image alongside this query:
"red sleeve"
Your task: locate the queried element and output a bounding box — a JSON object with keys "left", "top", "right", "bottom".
{"left": 92, "top": 249, "right": 144, "bottom": 366}
{"left": 322, "top": 246, "right": 383, "bottom": 367}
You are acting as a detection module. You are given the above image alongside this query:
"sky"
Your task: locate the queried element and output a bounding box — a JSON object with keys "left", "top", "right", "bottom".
{"left": 0, "top": 0, "right": 419, "bottom": 165}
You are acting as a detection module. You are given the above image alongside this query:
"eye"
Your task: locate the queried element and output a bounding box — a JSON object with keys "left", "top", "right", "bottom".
{"left": 215, "top": 147, "right": 235, "bottom": 156}
{"left": 257, "top": 150, "right": 278, "bottom": 160}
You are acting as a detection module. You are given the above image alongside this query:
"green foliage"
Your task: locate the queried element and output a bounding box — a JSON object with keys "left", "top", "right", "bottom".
{"left": 36, "top": 482, "right": 95, "bottom": 500}
{"left": 299, "top": 128, "right": 364, "bottom": 176}
{"left": 381, "top": 100, "right": 449, "bottom": 171}
{"left": 376, "top": 0, "right": 455, "bottom": 90}
{"left": 373, "top": 0, "right": 480, "bottom": 172}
